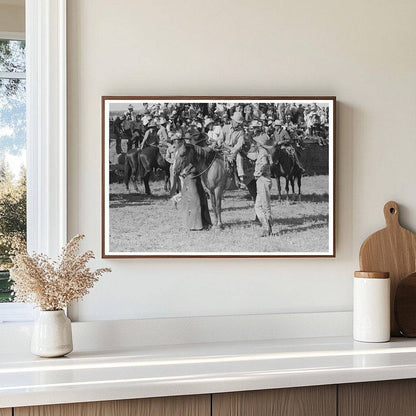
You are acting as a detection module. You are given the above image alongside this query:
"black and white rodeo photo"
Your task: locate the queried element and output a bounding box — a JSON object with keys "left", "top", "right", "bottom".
{"left": 102, "top": 97, "right": 335, "bottom": 257}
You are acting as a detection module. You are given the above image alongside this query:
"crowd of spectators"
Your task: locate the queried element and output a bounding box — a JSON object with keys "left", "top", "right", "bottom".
{"left": 110, "top": 102, "right": 329, "bottom": 154}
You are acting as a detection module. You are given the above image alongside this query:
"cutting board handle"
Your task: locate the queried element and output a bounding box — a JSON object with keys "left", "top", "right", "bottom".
{"left": 384, "top": 201, "right": 400, "bottom": 228}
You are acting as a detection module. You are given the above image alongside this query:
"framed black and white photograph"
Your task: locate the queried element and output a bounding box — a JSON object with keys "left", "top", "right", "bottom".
{"left": 102, "top": 96, "right": 335, "bottom": 258}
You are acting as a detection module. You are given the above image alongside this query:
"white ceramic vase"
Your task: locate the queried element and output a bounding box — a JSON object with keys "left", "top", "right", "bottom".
{"left": 31, "top": 310, "right": 73, "bottom": 358}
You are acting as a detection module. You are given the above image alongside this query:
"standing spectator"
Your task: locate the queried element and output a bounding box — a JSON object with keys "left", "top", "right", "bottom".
{"left": 277, "top": 103, "right": 286, "bottom": 121}
{"left": 113, "top": 115, "right": 123, "bottom": 154}
{"left": 244, "top": 104, "right": 253, "bottom": 122}
{"left": 252, "top": 104, "right": 260, "bottom": 120}
{"left": 127, "top": 104, "right": 134, "bottom": 119}
{"left": 297, "top": 104, "right": 305, "bottom": 123}
{"left": 215, "top": 103, "right": 226, "bottom": 118}
{"left": 141, "top": 103, "right": 150, "bottom": 115}
{"left": 226, "top": 103, "right": 235, "bottom": 118}
{"left": 122, "top": 113, "right": 133, "bottom": 150}
{"left": 253, "top": 128, "right": 274, "bottom": 237}
{"left": 289, "top": 103, "right": 298, "bottom": 123}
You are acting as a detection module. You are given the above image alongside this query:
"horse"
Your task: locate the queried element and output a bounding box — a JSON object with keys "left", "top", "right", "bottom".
{"left": 270, "top": 145, "right": 302, "bottom": 201}
{"left": 173, "top": 143, "right": 257, "bottom": 228}
{"left": 124, "top": 146, "right": 170, "bottom": 195}
{"left": 288, "top": 164, "right": 302, "bottom": 201}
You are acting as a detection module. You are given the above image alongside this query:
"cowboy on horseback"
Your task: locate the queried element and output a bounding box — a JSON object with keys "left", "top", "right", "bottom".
{"left": 226, "top": 111, "right": 250, "bottom": 185}
{"left": 140, "top": 119, "right": 159, "bottom": 149}
{"left": 273, "top": 119, "right": 305, "bottom": 174}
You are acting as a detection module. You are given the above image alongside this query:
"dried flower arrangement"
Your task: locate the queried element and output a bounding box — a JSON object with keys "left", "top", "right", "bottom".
{"left": 10, "top": 234, "right": 111, "bottom": 311}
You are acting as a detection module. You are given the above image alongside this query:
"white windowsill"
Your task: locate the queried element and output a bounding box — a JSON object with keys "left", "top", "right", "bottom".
{"left": 0, "top": 303, "right": 35, "bottom": 324}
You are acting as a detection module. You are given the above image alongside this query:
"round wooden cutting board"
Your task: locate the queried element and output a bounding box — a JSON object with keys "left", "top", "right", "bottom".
{"left": 359, "top": 201, "right": 416, "bottom": 336}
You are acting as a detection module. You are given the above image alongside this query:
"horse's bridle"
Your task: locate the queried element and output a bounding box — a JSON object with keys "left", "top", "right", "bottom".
{"left": 189, "top": 152, "right": 217, "bottom": 179}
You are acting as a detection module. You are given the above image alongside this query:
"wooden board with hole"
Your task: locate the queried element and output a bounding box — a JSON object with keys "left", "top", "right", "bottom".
{"left": 359, "top": 201, "right": 416, "bottom": 335}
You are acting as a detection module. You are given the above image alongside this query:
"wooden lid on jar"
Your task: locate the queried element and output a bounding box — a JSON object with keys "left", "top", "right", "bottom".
{"left": 354, "top": 271, "right": 390, "bottom": 279}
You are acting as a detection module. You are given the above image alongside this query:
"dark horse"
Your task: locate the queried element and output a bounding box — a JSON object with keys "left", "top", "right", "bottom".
{"left": 271, "top": 146, "right": 302, "bottom": 201}
{"left": 173, "top": 143, "right": 257, "bottom": 228}
{"left": 124, "top": 146, "right": 170, "bottom": 195}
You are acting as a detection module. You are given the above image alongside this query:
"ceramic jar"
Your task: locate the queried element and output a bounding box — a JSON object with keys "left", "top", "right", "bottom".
{"left": 31, "top": 310, "right": 73, "bottom": 357}
{"left": 353, "top": 271, "right": 390, "bottom": 343}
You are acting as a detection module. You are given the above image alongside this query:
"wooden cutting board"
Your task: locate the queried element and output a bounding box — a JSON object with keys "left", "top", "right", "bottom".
{"left": 359, "top": 201, "right": 416, "bottom": 336}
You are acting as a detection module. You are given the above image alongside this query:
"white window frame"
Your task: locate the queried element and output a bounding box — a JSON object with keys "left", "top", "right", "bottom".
{"left": 0, "top": 0, "right": 67, "bottom": 323}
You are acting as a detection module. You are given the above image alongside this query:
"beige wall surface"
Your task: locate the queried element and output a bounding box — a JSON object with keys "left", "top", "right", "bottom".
{"left": 67, "top": 0, "right": 416, "bottom": 321}
{"left": 0, "top": 4, "right": 24, "bottom": 33}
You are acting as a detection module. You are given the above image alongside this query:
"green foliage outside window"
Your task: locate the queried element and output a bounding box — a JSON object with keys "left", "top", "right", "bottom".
{"left": 0, "top": 161, "right": 26, "bottom": 302}
{"left": 0, "top": 39, "right": 26, "bottom": 302}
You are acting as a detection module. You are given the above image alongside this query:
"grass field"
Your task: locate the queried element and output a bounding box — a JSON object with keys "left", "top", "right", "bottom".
{"left": 108, "top": 175, "right": 330, "bottom": 254}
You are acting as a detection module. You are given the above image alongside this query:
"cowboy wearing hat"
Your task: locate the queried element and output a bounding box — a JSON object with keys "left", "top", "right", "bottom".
{"left": 253, "top": 131, "right": 274, "bottom": 237}
{"left": 122, "top": 112, "right": 134, "bottom": 150}
{"left": 113, "top": 114, "right": 123, "bottom": 154}
{"left": 226, "top": 112, "right": 251, "bottom": 185}
{"left": 127, "top": 104, "right": 134, "bottom": 119}
{"left": 205, "top": 117, "right": 224, "bottom": 147}
{"left": 274, "top": 119, "right": 305, "bottom": 174}
{"left": 140, "top": 119, "right": 159, "bottom": 149}
{"left": 273, "top": 119, "right": 290, "bottom": 143}
{"left": 164, "top": 131, "right": 181, "bottom": 165}
{"left": 244, "top": 104, "right": 253, "bottom": 122}
{"left": 157, "top": 117, "right": 169, "bottom": 144}
{"left": 130, "top": 114, "right": 143, "bottom": 149}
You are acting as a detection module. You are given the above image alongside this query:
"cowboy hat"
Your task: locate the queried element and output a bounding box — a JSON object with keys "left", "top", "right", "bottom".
{"left": 204, "top": 118, "right": 214, "bottom": 128}
{"left": 147, "top": 120, "right": 157, "bottom": 128}
{"left": 273, "top": 119, "right": 283, "bottom": 126}
{"left": 172, "top": 131, "right": 184, "bottom": 141}
{"left": 253, "top": 134, "right": 274, "bottom": 151}
{"left": 231, "top": 112, "right": 244, "bottom": 124}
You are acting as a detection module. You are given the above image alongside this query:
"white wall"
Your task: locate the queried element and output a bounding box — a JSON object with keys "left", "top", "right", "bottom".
{"left": 67, "top": 0, "right": 416, "bottom": 322}
{"left": 0, "top": 3, "right": 24, "bottom": 33}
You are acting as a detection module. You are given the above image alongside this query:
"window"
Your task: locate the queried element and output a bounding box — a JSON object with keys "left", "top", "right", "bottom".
{"left": 0, "top": 34, "right": 26, "bottom": 308}
{"left": 0, "top": 1, "right": 67, "bottom": 324}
